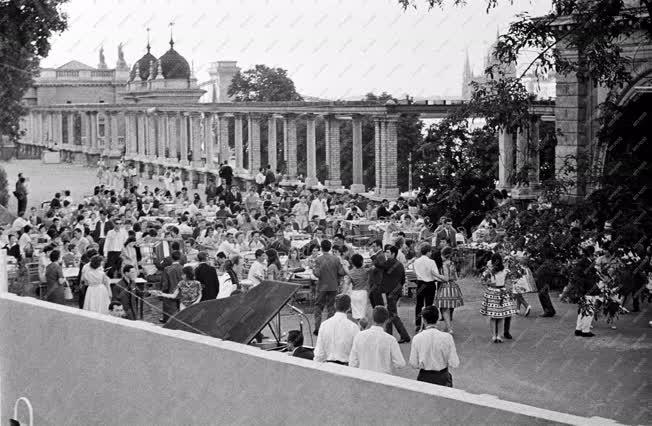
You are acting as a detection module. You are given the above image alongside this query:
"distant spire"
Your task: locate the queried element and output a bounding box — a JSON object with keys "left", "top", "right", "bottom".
{"left": 463, "top": 48, "right": 472, "bottom": 79}
{"left": 146, "top": 27, "right": 151, "bottom": 53}
{"left": 169, "top": 21, "right": 175, "bottom": 48}
{"left": 496, "top": 25, "right": 500, "bottom": 41}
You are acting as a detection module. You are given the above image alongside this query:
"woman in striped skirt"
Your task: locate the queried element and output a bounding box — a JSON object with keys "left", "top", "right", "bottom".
{"left": 480, "top": 252, "right": 517, "bottom": 343}
{"left": 435, "top": 246, "right": 464, "bottom": 334}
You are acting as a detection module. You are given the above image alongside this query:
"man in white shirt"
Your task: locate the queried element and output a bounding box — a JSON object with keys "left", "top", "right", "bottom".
{"left": 314, "top": 294, "right": 359, "bottom": 365}
{"left": 409, "top": 306, "right": 460, "bottom": 387}
{"left": 218, "top": 232, "right": 240, "bottom": 258}
{"left": 255, "top": 168, "right": 266, "bottom": 193}
{"left": 104, "top": 218, "right": 128, "bottom": 277}
{"left": 11, "top": 212, "right": 28, "bottom": 233}
{"left": 309, "top": 192, "right": 327, "bottom": 221}
{"left": 412, "top": 244, "right": 446, "bottom": 332}
{"left": 349, "top": 306, "right": 406, "bottom": 375}
{"left": 246, "top": 249, "right": 267, "bottom": 286}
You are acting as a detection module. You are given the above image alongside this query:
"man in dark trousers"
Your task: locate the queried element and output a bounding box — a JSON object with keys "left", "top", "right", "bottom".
{"left": 196, "top": 251, "right": 219, "bottom": 301}
{"left": 14, "top": 174, "right": 28, "bottom": 215}
{"left": 92, "top": 210, "right": 113, "bottom": 255}
{"left": 312, "top": 239, "right": 346, "bottom": 335}
{"left": 112, "top": 264, "right": 138, "bottom": 320}
{"left": 159, "top": 251, "right": 184, "bottom": 323}
{"left": 219, "top": 161, "right": 233, "bottom": 186}
{"left": 375, "top": 245, "right": 411, "bottom": 344}
{"left": 368, "top": 239, "right": 387, "bottom": 307}
{"left": 264, "top": 164, "right": 276, "bottom": 187}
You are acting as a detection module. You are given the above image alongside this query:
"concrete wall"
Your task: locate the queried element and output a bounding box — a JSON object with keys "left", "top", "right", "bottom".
{"left": 35, "top": 85, "right": 119, "bottom": 105}
{"left": 0, "top": 295, "right": 607, "bottom": 426}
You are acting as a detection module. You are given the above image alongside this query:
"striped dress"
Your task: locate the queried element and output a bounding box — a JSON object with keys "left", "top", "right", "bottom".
{"left": 480, "top": 269, "right": 517, "bottom": 318}
{"left": 435, "top": 260, "right": 464, "bottom": 309}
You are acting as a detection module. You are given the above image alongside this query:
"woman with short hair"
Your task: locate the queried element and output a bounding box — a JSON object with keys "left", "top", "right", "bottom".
{"left": 82, "top": 255, "right": 112, "bottom": 314}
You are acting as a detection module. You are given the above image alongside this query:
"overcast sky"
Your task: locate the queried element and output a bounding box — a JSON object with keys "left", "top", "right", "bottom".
{"left": 41, "top": 0, "right": 552, "bottom": 99}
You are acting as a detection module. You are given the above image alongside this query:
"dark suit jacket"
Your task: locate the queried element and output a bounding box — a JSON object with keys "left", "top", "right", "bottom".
{"left": 292, "top": 346, "right": 314, "bottom": 360}
{"left": 434, "top": 225, "right": 457, "bottom": 248}
{"left": 112, "top": 278, "right": 136, "bottom": 320}
{"left": 313, "top": 252, "right": 346, "bottom": 292}
{"left": 161, "top": 263, "right": 184, "bottom": 293}
{"left": 92, "top": 220, "right": 114, "bottom": 241}
{"left": 196, "top": 262, "right": 219, "bottom": 301}
{"left": 379, "top": 258, "right": 405, "bottom": 294}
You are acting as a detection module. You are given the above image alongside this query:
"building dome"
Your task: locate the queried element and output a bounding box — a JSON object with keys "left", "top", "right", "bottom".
{"left": 159, "top": 41, "right": 191, "bottom": 80}
{"left": 130, "top": 49, "right": 157, "bottom": 81}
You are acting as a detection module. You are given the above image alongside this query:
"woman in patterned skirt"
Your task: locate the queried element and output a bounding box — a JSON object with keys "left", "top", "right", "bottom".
{"left": 481, "top": 252, "right": 517, "bottom": 343}
{"left": 435, "top": 246, "right": 464, "bottom": 334}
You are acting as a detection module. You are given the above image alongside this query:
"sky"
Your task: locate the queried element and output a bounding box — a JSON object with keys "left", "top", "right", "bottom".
{"left": 41, "top": 0, "right": 552, "bottom": 100}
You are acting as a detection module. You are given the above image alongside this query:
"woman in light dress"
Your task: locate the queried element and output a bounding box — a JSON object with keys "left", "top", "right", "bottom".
{"left": 480, "top": 252, "right": 517, "bottom": 343}
{"left": 82, "top": 255, "right": 112, "bottom": 315}
{"left": 435, "top": 246, "right": 464, "bottom": 334}
{"left": 292, "top": 196, "right": 310, "bottom": 230}
{"left": 97, "top": 158, "right": 106, "bottom": 184}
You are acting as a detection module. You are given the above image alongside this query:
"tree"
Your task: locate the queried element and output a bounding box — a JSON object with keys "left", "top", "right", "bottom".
{"left": 0, "top": 0, "right": 68, "bottom": 141}
{"left": 227, "top": 64, "right": 303, "bottom": 102}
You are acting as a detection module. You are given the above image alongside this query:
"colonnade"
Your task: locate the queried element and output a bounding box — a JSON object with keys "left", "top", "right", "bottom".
{"left": 19, "top": 107, "right": 402, "bottom": 197}
{"left": 497, "top": 117, "right": 542, "bottom": 193}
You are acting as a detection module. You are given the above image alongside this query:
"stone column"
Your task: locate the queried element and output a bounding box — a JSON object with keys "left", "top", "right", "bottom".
{"left": 148, "top": 112, "right": 158, "bottom": 160}
{"left": 90, "top": 111, "right": 98, "bottom": 153}
{"left": 55, "top": 112, "right": 63, "bottom": 147}
{"left": 516, "top": 126, "right": 528, "bottom": 177}
{"left": 283, "top": 118, "right": 288, "bottom": 162}
{"left": 157, "top": 112, "right": 166, "bottom": 162}
{"left": 234, "top": 114, "right": 243, "bottom": 170}
{"left": 305, "top": 114, "right": 318, "bottom": 186}
{"left": 218, "top": 114, "right": 230, "bottom": 165}
{"left": 325, "top": 115, "right": 341, "bottom": 188}
{"left": 284, "top": 114, "right": 298, "bottom": 179}
{"left": 498, "top": 128, "right": 514, "bottom": 190}
{"left": 124, "top": 112, "right": 133, "bottom": 158}
{"left": 204, "top": 113, "right": 215, "bottom": 169}
{"left": 383, "top": 117, "right": 399, "bottom": 198}
{"left": 267, "top": 115, "right": 277, "bottom": 172}
{"left": 179, "top": 113, "right": 189, "bottom": 165}
{"left": 67, "top": 112, "right": 75, "bottom": 146}
{"left": 136, "top": 112, "right": 146, "bottom": 158}
{"left": 529, "top": 117, "right": 541, "bottom": 190}
{"left": 374, "top": 118, "right": 383, "bottom": 194}
{"left": 190, "top": 112, "right": 202, "bottom": 167}
{"left": 248, "top": 113, "right": 261, "bottom": 173}
{"left": 103, "top": 111, "right": 111, "bottom": 155}
{"left": 167, "top": 112, "right": 178, "bottom": 161}
{"left": 350, "top": 115, "right": 365, "bottom": 193}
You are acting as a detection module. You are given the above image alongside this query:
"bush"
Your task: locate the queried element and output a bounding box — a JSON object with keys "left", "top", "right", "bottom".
{"left": 0, "top": 165, "right": 9, "bottom": 207}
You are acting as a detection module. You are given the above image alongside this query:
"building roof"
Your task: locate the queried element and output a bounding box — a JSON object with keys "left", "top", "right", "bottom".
{"left": 57, "top": 60, "right": 95, "bottom": 70}
{"left": 130, "top": 51, "right": 157, "bottom": 81}
{"left": 159, "top": 41, "right": 190, "bottom": 80}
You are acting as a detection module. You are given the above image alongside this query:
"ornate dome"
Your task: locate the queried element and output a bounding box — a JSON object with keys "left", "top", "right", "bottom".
{"left": 159, "top": 41, "right": 191, "bottom": 80}
{"left": 130, "top": 47, "right": 157, "bottom": 81}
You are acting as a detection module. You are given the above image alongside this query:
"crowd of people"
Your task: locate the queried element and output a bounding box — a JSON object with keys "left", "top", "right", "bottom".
{"left": 2, "top": 158, "right": 650, "bottom": 387}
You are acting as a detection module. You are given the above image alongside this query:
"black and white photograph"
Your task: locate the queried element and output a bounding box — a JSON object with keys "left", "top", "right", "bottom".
{"left": 0, "top": 0, "right": 650, "bottom": 424}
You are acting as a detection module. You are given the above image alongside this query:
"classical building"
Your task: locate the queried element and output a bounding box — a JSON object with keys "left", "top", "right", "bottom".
{"left": 22, "top": 45, "right": 130, "bottom": 107}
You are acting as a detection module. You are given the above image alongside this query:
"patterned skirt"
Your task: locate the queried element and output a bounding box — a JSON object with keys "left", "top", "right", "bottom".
{"left": 436, "top": 281, "right": 464, "bottom": 309}
{"left": 480, "top": 286, "right": 517, "bottom": 318}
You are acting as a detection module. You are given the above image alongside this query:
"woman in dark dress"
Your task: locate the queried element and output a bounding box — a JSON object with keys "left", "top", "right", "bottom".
{"left": 45, "top": 250, "right": 66, "bottom": 304}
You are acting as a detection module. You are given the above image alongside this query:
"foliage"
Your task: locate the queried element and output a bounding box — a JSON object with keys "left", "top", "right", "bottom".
{"left": 0, "top": 0, "right": 68, "bottom": 141}
{"left": 227, "top": 65, "right": 303, "bottom": 102}
{"left": 0, "top": 165, "right": 9, "bottom": 207}
{"left": 416, "top": 116, "right": 499, "bottom": 228}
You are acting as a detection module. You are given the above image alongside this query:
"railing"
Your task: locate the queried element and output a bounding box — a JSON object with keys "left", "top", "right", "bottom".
{"left": 55, "top": 70, "right": 79, "bottom": 78}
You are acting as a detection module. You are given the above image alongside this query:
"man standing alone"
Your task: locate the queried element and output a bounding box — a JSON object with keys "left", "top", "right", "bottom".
{"left": 14, "top": 174, "right": 28, "bottom": 215}
{"left": 313, "top": 240, "right": 346, "bottom": 335}
{"left": 412, "top": 244, "right": 446, "bottom": 332}
{"left": 375, "top": 245, "right": 411, "bottom": 344}
{"left": 349, "top": 306, "right": 406, "bottom": 375}
{"left": 409, "top": 306, "right": 459, "bottom": 387}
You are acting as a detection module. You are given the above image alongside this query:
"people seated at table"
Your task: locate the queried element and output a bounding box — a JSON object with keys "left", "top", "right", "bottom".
{"left": 265, "top": 249, "right": 284, "bottom": 281}
{"left": 268, "top": 229, "right": 291, "bottom": 254}
{"left": 247, "top": 249, "right": 267, "bottom": 287}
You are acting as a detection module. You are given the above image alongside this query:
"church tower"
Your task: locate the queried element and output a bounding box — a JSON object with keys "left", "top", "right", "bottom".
{"left": 462, "top": 49, "right": 473, "bottom": 100}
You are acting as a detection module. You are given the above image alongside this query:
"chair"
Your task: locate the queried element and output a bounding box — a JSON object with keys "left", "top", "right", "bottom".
{"left": 25, "top": 262, "right": 44, "bottom": 299}
{"left": 291, "top": 277, "right": 314, "bottom": 306}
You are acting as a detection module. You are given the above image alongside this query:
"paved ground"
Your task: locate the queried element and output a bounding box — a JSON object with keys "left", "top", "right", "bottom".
{"left": 2, "top": 159, "right": 651, "bottom": 424}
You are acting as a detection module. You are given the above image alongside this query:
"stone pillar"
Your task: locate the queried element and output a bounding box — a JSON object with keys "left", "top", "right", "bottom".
{"left": 157, "top": 112, "right": 166, "bottom": 162}
{"left": 234, "top": 114, "right": 243, "bottom": 170}
{"left": 167, "top": 112, "right": 178, "bottom": 161}
{"left": 218, "top": 114, "right": 230, "bottom": 165}
{"left": 383, "top": 117, "right": 399, "bottom": 198}
{"left": 89, "top": 111, "right": 98, "bottom": 153}
{"left": 248, "top": 113, "right": 261, "bottom": 173}
{"left": 350, "top": 115, "right": 365, "bottom": 193}
{"left": 54, "top": 112, "right": 63, "bottom": 147}
{"left": 498, "top": 128, "right": 514, "bottom": 190}
{"left": 305, "top": 114, "right": 318, "bottom": 186}
{"left": 124, "top": 112, "right": 133, "bottom": 158}
{"left": 102, "top": 111, "right": 111, "bottom": 155}
{"left": 67, "top": 112, "right": 75, "bottom": 146}
{"left": 283, "top": 118, "right": 288, "bottom": 162}
{"left": 204, "top": 113, "right": 215, "bottom": 169}
{"left": 529, "top": 118, "right": 541, "bottom": 190}
{"left": 284, "top": 114, "right": 298, "bottom": 179}
{"left": 190, "top": 112, "right": 202, "bottom": 167}
{"left": 325, "top": 116, "right": 341, "bottom": 188}
{"left": 268, "top": 115, "right": 277, "bottom": 172}
{"left": 136, "top": 112, "right": 146, "bottom": 158}
{"left": 374, "top": 119, "right": 382, "bottom": 194}
{"left": 516, "top": 126, "right": 528, "bottom": 176}
{"left": 148, "top": 112, "right": 158, "bottom": 160}
{"left": 179, "top": 113, "right": 189, "bottom": 165}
